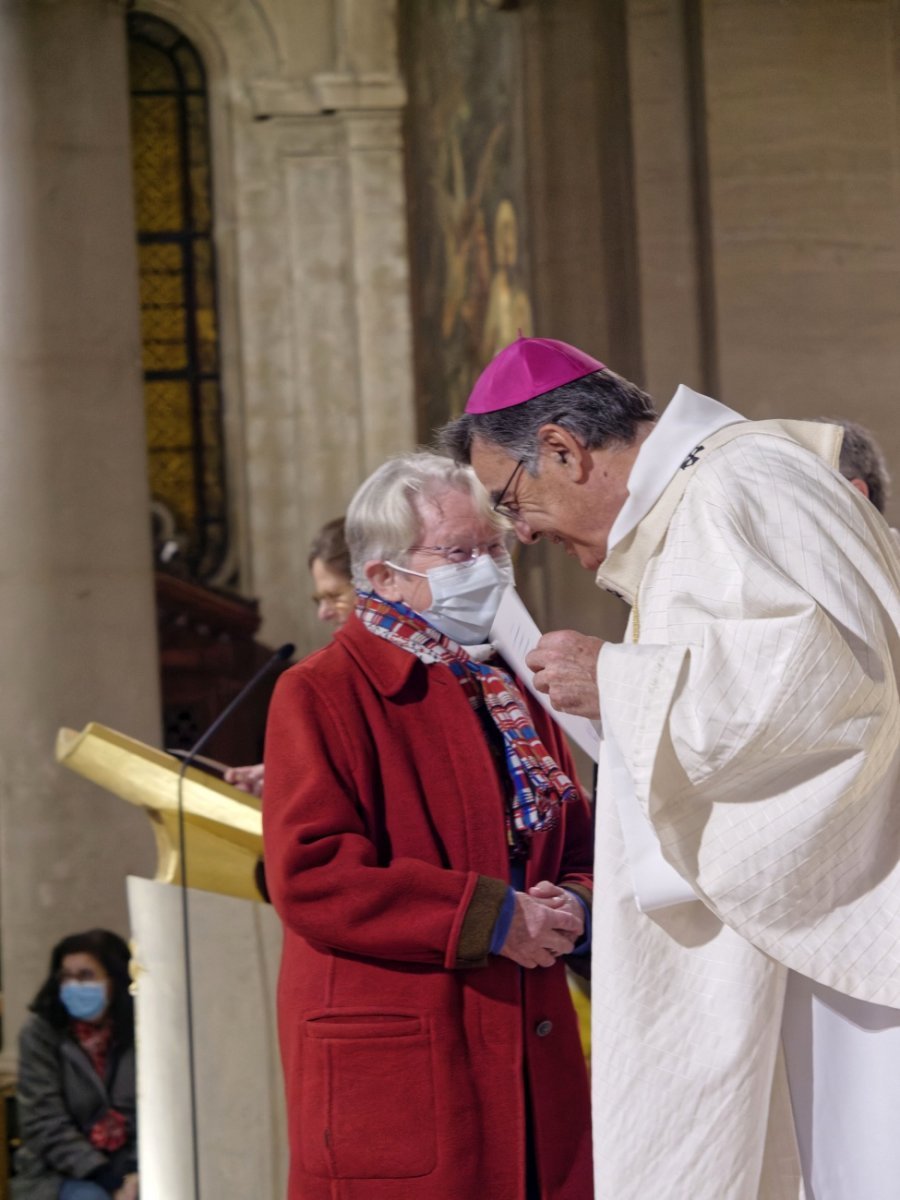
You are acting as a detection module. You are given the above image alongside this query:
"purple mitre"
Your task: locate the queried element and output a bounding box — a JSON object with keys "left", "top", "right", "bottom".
{"left": 466, "top": 336, "right": 606, "bottom": 415}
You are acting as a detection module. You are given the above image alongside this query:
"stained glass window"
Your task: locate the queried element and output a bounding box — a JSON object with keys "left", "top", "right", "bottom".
{"left": 127, "top": 13, "right": 230, "bottom": 583}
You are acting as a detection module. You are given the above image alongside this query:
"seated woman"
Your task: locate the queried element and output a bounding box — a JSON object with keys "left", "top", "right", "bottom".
{"left": 12, "top": 930, "right": 138, "bottom": 1200}
{"left": 263, "top": 452, "right": 593, "bottom": 1200}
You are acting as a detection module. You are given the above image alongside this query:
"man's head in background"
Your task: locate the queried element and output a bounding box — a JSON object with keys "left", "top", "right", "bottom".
{"left": 308, "top": 516, "right": 355, "bottom": 628}
{"left": 826, "top": 418, "right": 891, "bottom": 514}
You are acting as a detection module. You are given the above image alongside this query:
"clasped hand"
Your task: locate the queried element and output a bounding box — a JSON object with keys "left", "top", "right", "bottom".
{"left": 499, "top": 882, "right": 584, "bottom": 969}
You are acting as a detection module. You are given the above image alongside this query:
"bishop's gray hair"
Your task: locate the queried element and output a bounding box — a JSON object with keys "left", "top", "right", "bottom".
{"left": 438, "top": 368, "right": 657, "bottom": 470}
{"left": 345, "top": 451, "right": 509, "bottom": 588}
{"left": 824, "top": 417, "right": 891, "bottom": 514}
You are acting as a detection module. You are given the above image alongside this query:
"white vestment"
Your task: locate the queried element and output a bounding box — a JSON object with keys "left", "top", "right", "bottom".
{"left": 590, "top": 387, "right": 900, "bottom": 1200}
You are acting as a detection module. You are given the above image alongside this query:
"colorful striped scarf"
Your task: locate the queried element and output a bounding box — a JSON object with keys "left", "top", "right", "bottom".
{"left": 356, "top": 591, "right": 579, "bottom": 840}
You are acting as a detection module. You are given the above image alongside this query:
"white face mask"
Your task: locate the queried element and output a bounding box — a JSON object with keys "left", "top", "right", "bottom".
{"left": 387, "top": 552, "right": 514, "bottom": 644}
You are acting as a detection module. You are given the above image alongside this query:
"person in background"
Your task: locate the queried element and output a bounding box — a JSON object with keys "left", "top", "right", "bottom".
{"left": 225, "top": 516, "right": 354, "bottom": 798}
{"left": 828, "top": 416, "right": 891, "bottom": 513}
{"left": 12, "top": 930, "right": 138, "bottom": 1200}
{"left": 819, "top": 416, "right": 900, "bottom": 553}
{"left": 307, "top": 516, "right": 355, "bottom": 628}
{"left": 263, "top": 452, "right": 593, "bottom": 1200}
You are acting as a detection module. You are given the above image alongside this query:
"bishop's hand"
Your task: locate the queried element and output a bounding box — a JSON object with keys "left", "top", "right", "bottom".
{"left": 526, "top": 630, "right": 603, "bottom": 719}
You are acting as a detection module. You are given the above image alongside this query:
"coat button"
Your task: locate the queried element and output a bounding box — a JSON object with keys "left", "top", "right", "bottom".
{"left": 535, "top": 1019, "right": 553, "bottom": 1037}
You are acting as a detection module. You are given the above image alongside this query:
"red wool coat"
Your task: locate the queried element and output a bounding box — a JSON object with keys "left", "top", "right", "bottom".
{"left": 263, "top": 614, "right": 593, "bottom": 1200}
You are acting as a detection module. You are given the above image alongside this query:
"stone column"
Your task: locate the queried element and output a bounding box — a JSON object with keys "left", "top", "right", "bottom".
{"left": 234, "top": 8, "right": 415, "bottom": 655}
{"left": 0, "top": 0, "right": 160, "bottom": 1066}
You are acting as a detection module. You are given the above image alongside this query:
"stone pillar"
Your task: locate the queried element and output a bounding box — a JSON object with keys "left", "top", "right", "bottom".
{"left": 236, "top": 16, "right": 415, "bottom": 655}
{"left": 0, "top": 0, "right": 160, "bottom": 1066}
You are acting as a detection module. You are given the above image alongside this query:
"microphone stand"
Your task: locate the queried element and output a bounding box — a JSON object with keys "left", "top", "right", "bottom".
{"left": 174, "top": 642, "right": 294, "bottom": 1200}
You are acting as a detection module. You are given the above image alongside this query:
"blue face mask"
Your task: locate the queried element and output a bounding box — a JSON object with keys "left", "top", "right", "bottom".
{"left": 59, "top": 980, "right": 108, "bottom": 1021}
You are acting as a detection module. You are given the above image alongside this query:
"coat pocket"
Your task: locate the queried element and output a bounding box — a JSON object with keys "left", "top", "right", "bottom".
{"left": 299, "top": 1010, "right": 437, "bottom": 1180}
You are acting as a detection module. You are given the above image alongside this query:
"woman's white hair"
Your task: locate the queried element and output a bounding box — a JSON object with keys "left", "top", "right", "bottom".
{"left": 346, "top": 451, "right": 507, "bottom": 588}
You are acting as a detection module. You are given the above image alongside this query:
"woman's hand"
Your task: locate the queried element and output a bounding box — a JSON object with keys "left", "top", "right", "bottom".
{"left": 114, "top": 1173, "right": 139, "bottom": 1200}
{"left": 498, "top": 891, "right": 581, "bottom": 969}
{"left": 224, "top": 763, "right": 265, "bottom": 797}
{"left": 528, "top": 880, "right": 585, "bottom": 941}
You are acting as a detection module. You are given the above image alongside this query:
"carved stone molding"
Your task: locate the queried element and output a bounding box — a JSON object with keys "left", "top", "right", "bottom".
{"left": 251, "top": 72, "right": 406, "bottom": 118}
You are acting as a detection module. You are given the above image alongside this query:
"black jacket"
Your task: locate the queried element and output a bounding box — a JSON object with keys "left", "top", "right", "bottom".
{"left": 11, "top": 1014, "right": 136, "bottom": 1200}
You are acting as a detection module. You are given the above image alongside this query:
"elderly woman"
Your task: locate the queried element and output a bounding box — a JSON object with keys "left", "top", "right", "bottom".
{"left": 263, "top": 453, "right": 593, "bottom": 1200}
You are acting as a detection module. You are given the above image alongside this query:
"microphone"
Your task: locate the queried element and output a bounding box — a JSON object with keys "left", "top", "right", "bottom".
{"left": 176, "top": 641, "right": 295, "bottom": 772}
{"left": 173, "top": 640, "right": 294, "bottom": 1200}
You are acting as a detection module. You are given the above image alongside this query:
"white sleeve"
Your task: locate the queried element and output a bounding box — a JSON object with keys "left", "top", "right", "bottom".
{"left": 598, "top": 438, "right": 900, "bottom": 1006}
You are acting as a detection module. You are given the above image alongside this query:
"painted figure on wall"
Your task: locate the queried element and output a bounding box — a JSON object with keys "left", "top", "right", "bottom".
{"left": 482, "top": 198, "right": 534, "bottom": 363}
{"left": 401, "top": 0, "right": 535, "bottom": 434}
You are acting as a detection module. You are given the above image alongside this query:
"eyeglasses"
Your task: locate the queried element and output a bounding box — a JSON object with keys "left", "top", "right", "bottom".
{"left": 491, "top": 459, "right": 526, "bottom": 521}
{"left": 406, "top": 541, "right": 511, "bottom": 565}
{"left": 58, "top": 968, "right": 107, "bottom": 984}
{"left": 311, "top": 588, "right": 355, "bottom": 607}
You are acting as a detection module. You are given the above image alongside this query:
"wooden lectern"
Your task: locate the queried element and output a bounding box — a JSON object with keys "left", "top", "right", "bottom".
{"left": 55, "top": 722, "right": 264, "bottom": 903}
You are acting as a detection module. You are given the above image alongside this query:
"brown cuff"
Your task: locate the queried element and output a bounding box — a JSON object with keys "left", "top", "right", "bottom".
{"left": 454, "top": 875, "right": 510, "bottom": 969}
{"left": 562, "top": 882, "right": 592, "bottom": 913}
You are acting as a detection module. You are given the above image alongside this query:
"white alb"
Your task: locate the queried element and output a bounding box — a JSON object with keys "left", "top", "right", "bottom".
{"left": 591, "top": 387, "right": 900, "bottom": 1200}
